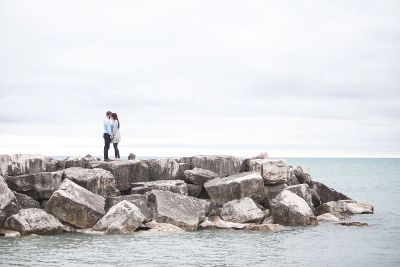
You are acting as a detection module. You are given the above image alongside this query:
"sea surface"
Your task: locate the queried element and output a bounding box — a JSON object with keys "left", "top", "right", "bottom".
{"left": 1, "top": 158, "right": 399, "bottom": 266}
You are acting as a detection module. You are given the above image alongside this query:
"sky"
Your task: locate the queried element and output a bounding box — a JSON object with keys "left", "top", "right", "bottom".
{"left": 0, "top": 0, "right": 399, "bottom": 158}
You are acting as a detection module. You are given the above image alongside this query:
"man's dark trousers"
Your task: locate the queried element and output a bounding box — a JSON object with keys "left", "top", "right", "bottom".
{"left": 103, "top": 133, "right": 111, "bottom": 160}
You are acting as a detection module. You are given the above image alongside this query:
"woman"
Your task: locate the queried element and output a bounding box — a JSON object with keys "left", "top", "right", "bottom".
{"left": 110, "top": 113, "right": 121, "bottom": 159}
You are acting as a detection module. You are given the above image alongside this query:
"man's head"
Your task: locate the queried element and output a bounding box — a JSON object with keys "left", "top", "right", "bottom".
{"left": 106, "top": 111, "right": 112, "bottom": 118}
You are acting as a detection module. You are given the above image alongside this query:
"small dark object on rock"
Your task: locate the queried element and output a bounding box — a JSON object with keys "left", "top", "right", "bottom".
{"left": 128, "top": 153, "right": 136, "bottom": 161}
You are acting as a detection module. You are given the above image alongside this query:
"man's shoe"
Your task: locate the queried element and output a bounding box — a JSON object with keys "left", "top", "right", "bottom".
{"left": 104, "top": 159, "right": 112, "bottom": 162}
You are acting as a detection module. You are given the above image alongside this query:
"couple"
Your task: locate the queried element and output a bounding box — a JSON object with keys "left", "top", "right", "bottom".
{"left": 103, "top": 111, "right": 121, "bottom": 161}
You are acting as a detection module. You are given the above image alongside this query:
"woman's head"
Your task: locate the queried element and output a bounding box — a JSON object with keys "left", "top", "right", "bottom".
{"left": 111, "top": 113, "right": 120, "bottom": 128}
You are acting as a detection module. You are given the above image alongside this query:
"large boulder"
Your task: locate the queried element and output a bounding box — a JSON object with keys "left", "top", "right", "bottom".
{"left": 91, "top": 161, "right": 149, "bottom": 192}
{"left": 145, "top": 159, "right": 181, "bottom": 181}
{"left": 204, "top": 172, "right": 264, "bottom": 205}
{"left": 131, "top": 180, "right": 188, "bottom": 195}
{"left": 5, "top": 171, "right": 63, "bottom": 200}
{"left": 293, "top": 166, "right": 312, "bottom": 185}
{"left": 45, "top": 158, "right": 65, "bottom": 172}
{"left": 13, "top": 192, "right": 40, "bottom": 209}
{"left": 63, "top": 155, "right": 98, "bottom": 169}
{"left": 187, "top": 184, "right": 203, "bottom": 198}
{"left": 148, "top": 190, "right": 210, "bottom": 230}
{"left": 183, "top": 167, "right": 218, "bottom": 186}
{"left": 4, "top": 208, "right": 63, "bottom": 235}
{"left": 59, "top": 167, "right": 118, "bottom": 197}
{"left": 315, "top": 200, "right": 374, "bottom": 217}
{"left": 46, "top": 179, "right": 105, "bottom": 228}
{"left": 179, "top": 155, "right": 242, "bottom": 177}
{"left": 0, "top": 175, "right": 20, "bottom": 227}
{"left": 251, "top": 152, "right": 269, "bottom": 160}
{"left": 312, "top": 181, "right": 351, "bottom": 204}
{"left": 243, "top": 159, "right": 288, "bottom": 185}
{"left": 270, "top": 190, "right": 317, "bottom": 226}
{"left": 0, "top": 154, "right": 11, "bottom": 176}
{"left": 220, "top": 197, "right": 264, "bottom": 223}
{"left": 7, "top": 154, "right": 47, "bottom": 176}
{"left": 92, "top": 201, "right": 145, "bottom": 234}
{"left": 285, "top": 184, "right": 314, "bottom": 210}
{"left": 105, "top": 194, "right": 152, "bottom": 222}
{"left": 286, "top": 166, "right": 300, "bottom": 186}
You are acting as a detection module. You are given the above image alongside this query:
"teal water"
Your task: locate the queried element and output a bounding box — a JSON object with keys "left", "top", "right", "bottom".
{"left": 1, "top": 158, "right": 399, "bottom": 266}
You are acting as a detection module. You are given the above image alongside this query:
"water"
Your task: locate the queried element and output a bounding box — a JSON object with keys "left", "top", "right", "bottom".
{"left": 1, "top": 158, "right": 399, "bottom": 266}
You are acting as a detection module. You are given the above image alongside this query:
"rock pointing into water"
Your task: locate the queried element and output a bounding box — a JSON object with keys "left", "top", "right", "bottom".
{"left": 220, "top": 197, "right": 264, "bottom": 223}
{"left": 46, "top": 179, "right": 105, "bottom": 228}
{"left": 270, "top": 190, "right": 317, "bottom": 226}
{"left": 148, "top": 190, "right": 210, "bottom": 230}
{"left": 93, "top": 200, "right": 145, "bottom": 234}
{"left": 4, "top": 208, "right": 64, "bottom": 235}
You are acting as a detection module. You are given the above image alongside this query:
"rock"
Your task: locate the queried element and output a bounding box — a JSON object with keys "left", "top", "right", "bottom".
{"left": 270, "top": 190, "right": 317, "bottom": 226}
{"left": 262, "top": 183, "right": 288, "bottom": 205}
{"left": 64, "top": 155, "right": 98, "bottom": 169}
{"left": 220, "top": 197, "right": 264, "bottom": 223}
{"left": 59, "top": 167, "right": 118, "bottom": 197}
{"left": 183, "top": 167, "right": 218, "bottom": 186}
{"left": 244, "top": 223, "right": 283, "bottom": 231}
{"left": 13, "top": 192, "right": 40, "bottom": 209}
{"left": 92, "top": 200, "right": 145, "bottom": 234}
{"left": 0, "top": 175, "right": 20, "bottom": 227}
{"left": 285, "top": 184, "right": 314, "bottom": 210}
{"left": 148, "top": 190, "right": 210, "bottom": 230}
{"left": 4, "top": 208, "right": 64, "bottom": 235}
{"left": 105, "top": 194, "right": 152, "bottom": 222}
{"left": 312, "top": 181, "right": 351, "bottom": 204}
{"left": 337, "top": 221, "right": 368, "bottom": 227}
{"left": 187, "top": 184, "right": 203, "bottom": 198}
{"left": 251, "top": 152, "right": 269, "bottom": 159}
{"left": 131, "top": 180, "right": 188, "bottom": 195}
{"left": 45, "top": 158, "right": 65, "bottom": 172}
{"left": 317, "top": 213, "right": 340, "bottom": 222}
{"left": 0, "top": 229, "right": 21, "bottom": 238}
{"left": 92, "top": 161, "right": 149, "bottom": 192}
{"left": 145, "top": 158, "right": 181, "bottom": 181}
{"left": 286, "top": 166, "right": 300, "bottom": 186}
{"left": 315, "top": 200, "right": 373, "bottom": 217}
{"left": 293, "top": 166, "right": 312, "bottom": 185}
{"left": 0, "top": 154, "right": 11, "bottom": 176}
{"left": 199, "top": 216, "right": 246, "bottom": 229}
{"left": 260, "top": 160, "right": 288, "bottom": 185}
{"left": 5, "top": 172, "right": 63, "bottom": 200}
{"left": 144, "top": 220, "right": 185, "bottom": 233}
{"left": 204, "top": 172, "right": 264, "bottom": 205}
{"left": 76, "top": 229, "right": 105, "bottom": 235}
{"left": 7, "top": 154, "right": 47, "bottom": 176}
{"left": 46, "top": 179, "right": 105, "bottom": 228}
{"left": 128, "top": 153, "right": 136, "bottom": 161}
{"left": 179, "top": 155, "right": 242, "bottom": 177}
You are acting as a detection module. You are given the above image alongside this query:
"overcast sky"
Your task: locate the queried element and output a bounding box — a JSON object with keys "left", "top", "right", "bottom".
{"left": 0, "top": 0, "right": 399, "bottom": 158}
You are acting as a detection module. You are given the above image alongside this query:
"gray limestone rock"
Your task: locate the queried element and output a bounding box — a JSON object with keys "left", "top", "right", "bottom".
{"left": 105, "top": 194, "right": 152, "bottom": 222}
{"left": 131, "top": 180, "right": 188, "bottom": 195}
{"left": 179, "top": 155, "right": 242, "bottom": 177}
{"left": 220, "top": 197, "right": 264, "bottom": 223}
{"left": 0, "top": 175, "right": 20, "bottom": 227}
{"left": 183, "top": 167, "right": 218, "bottom": 186}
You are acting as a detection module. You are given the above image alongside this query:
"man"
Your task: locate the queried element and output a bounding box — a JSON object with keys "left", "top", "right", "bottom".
{"left": 103, "top": 111, "right": 113, "bottom": 161}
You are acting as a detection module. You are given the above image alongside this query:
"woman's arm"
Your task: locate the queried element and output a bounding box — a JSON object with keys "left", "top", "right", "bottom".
{"left": 112, "top": 121, "right": 118, "bottom": 135}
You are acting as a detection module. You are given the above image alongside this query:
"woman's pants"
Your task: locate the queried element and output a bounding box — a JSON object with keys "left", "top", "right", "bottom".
{"left": 113, "top": 143, "right": 120, "bottom": 158}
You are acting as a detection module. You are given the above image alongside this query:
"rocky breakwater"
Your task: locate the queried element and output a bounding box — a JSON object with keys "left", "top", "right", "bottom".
{"left": 0, "top": 153, "right": 373, "bottom": 236}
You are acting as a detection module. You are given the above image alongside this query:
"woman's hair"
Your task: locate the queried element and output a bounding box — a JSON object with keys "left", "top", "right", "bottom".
{"left": 111, "top": 113, "right": 120, "bottom": 128}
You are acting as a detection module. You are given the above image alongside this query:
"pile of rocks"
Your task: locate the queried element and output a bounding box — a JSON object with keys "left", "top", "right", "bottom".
{"left": 0, "top": 153, "right": 373, "bottom": 236}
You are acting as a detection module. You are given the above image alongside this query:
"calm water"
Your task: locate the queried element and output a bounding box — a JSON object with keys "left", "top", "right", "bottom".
{"left": 1, "top": 158, "right": 399, "bottom": 266}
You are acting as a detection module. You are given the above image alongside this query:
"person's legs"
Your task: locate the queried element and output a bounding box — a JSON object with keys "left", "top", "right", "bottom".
{"left": 103, "top": 133, "right": 111, "bottom": 160}
{"left": 113, "top": 143, "right": 120, "bottom": 158}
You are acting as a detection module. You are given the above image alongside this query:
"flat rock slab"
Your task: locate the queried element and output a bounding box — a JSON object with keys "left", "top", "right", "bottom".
{"left": 0, "top": 175, "right": 20, "bottom": 227}
{"left": 46, "top": 179, "right": 105, "bottom": 228}
{"left": 59, "top": 167, "right": 118, "bottom": 197}
{"left": 179, "top": 155, "right": 243, "bottom": 177}
{"left": 4, "top": 208, "right": 64, "bottom": 235}
{"left": 148, "top": 190, "right": 210, "bottom": 230}
{"left": 144, "top": 220, "right": 185, "bottom": 233}
{"left": 337, "top": 221, "right": 368, "bottom": 227}
{"left": 220, "top": 197, "right": 264, "bottom": 223}
{"left": 312, "top": 181, "right": 351, "bottom": 204}
{"left": 6, "top": 172, "right": 62, "bottom": 200}
{"left": 105, "top": 194, "right": 152, "bottom": 222}
{"left": 93, "top": 200, "right": 145, "bottom": 234}
{"left": 131, "top": 180, "right": 188, "bottom": 195}
{"left": 317, "top": 213, "right": 341, "bottom": 222}
{"left": 92, "top": 161, "right": 149, "bottom": 192}
{"left": 270, "top": 190, "right": 317, "bottom": 226}
{"left": 183, "top": 167, "right": 218, "bottom": 186}
{"left": 204, "top": 172, "right": 264, "bottom": 205}
{"left": 315, "top": 200, "right": 373, "bottom": 217}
